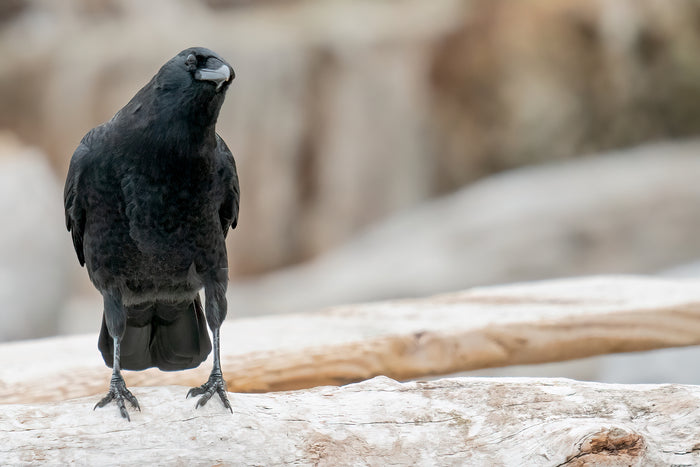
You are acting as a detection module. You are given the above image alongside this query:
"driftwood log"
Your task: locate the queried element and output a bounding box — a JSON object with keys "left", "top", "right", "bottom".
{"left": 2, "top": 376, "right": 700, "bottom": 466}
{"left": 2, "top": 276, "right": 700, "bottom": 405}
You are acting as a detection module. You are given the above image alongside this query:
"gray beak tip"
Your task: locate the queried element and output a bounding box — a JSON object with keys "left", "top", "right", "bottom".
{"left": 195, "top": 64, "right": 232, "bottom": 91}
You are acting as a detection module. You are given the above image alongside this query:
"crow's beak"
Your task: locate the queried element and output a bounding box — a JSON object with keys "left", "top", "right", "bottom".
{"left": 195, "top": 58, "right": 233, "bottom": 91}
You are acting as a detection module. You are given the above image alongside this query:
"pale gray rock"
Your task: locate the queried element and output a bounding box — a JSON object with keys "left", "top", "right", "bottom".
{"left": 0, "top": 134, "right": 72, "bottom": 341}
{"left": 227, "top": 140, "right": 700, "bottom": 316}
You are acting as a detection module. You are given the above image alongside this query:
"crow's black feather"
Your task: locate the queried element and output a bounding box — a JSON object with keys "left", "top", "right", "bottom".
{"left": 64, "top": 47, "right": 239, "bottom": 419}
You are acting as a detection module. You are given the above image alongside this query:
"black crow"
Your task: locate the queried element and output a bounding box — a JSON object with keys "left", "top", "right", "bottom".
{"left": 64, "top": 47, "right": 239, "bottom": 420}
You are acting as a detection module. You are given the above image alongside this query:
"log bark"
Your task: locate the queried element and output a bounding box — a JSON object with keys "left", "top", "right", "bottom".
{"left": 2, "top": 376, "right": 699, "bottom": 466}
{"left": 3, "top": 276, "right": 700, "bottom": 405}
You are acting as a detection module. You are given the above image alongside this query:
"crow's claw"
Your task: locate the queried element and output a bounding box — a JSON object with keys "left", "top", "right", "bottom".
{"left": 187, "top": 373, "right": 232, "bottom": 413}
{"left": 94, "top": 375, "right": 140, "bottom": 421}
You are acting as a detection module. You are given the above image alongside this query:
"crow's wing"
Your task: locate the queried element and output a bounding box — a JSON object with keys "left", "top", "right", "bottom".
{"left": 215, "top": 134, "right": 240, "bottom": 237}
{"left": 64, "top": 131, "right": 99, "bottom": 267}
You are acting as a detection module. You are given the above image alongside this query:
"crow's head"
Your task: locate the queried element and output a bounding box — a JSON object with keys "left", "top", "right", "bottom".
{"left": 158, "top": 47, "right": 234, "bottom": 94}
{"left": 120, "top": 47, "right": 235, "bottom": 130}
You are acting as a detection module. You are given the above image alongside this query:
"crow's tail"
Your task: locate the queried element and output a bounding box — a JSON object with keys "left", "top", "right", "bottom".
{"left": 98, "top": 296, "right": 212, "bottom": 371}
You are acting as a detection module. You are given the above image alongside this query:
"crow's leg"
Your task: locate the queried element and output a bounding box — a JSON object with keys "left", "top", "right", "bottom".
{"left": 188, "top": 279, "right": 232, "bottom": 412}
{"left": 94, "top": 294, "right": 140, "bottom": 421}
{"left": 187, "top": 327, "right": 231, "bottom": 411}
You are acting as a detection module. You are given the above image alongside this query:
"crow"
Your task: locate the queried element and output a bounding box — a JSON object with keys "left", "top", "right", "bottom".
{"left": 64, "top": 47, "right": 239, "bottom": 420}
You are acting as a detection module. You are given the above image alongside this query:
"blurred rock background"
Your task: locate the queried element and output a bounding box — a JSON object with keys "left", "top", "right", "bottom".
{"left": 2, "top": 0, "right": 700, "bottom": 382}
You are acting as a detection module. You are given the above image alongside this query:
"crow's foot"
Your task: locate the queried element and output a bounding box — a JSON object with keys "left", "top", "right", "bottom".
{"left": 94, "top": 374, "right": 140, "bottom": 421}
{"left": 187, "top": 372, "right": 232, "bottom": 412}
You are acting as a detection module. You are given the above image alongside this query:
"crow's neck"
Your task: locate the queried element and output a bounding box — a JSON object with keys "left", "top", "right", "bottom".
{"left": 119, "top": 94, "right": 221, "bottom": 158}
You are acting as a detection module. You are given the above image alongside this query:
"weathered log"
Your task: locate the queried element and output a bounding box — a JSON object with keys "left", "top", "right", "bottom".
{"left": 2, "top": 376, "right": 699, "bottom": 466}
{"left": 3, "top": 276, "right": 700, "bottom": 405}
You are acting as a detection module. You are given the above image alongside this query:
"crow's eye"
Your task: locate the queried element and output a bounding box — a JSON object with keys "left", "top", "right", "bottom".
{"left": 185, "top": 54, "right": 197, "bottom": 71}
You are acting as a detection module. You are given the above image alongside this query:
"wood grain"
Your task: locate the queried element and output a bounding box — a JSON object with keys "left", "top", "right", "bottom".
{"left": 2, "top": 376, "right": 699, "bottom": 466}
